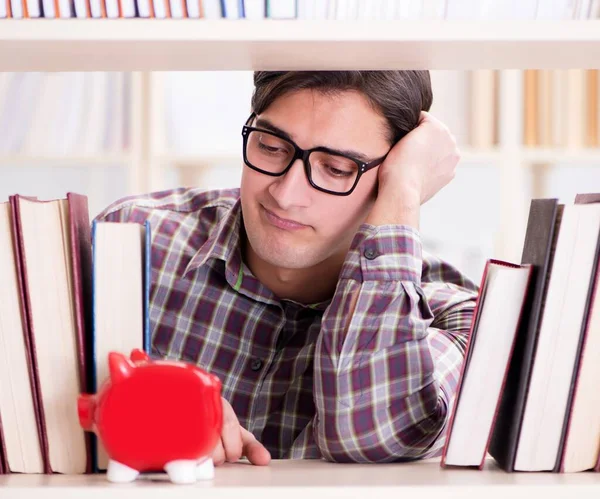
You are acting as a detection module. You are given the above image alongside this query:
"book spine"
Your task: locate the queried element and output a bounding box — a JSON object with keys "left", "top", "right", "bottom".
{"left": 9, "top": 196, "right": 51, "bottom": 474}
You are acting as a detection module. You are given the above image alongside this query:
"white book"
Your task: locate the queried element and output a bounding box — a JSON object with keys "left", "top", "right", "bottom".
{"left": 243, "top": 0, "right": 264, "bottom": 19}
{"left": 336, "top": 0, "right": 349, "bottom": 19}
{"left": 442, "top": 261, "right": 532, "bottom": 468}
{"left": 137, "top": 0, "right": 152, "bottom": 17}
{"left": 579, "top": 0, "right": 592, "bottom": 17}
{"left": 170, "top": 0, "right": 184, "bottom": 17}
{"left": 89, "top": 0, "right": 102, "bottom": 17}
{"left": 202, "top": 0, "right": 221, "bottom": 17}
{"left": 41, "top": 0, "right": 55, "bottom": 16}
{"left": 296, "top": 0, "right": 313, "bottom": 18}
{"left": 186, "top": 0, "right": 199, "bottom": 17}
{"left": 269, "top": 0, "right": 296, "bottom": 18}
{"left": 152, "top": 0, "right": 167, "bottom": 18}
{"left": 514, "top": 204, "right": 600, "bottom": 471}
{"left": 429, "top": 70, "right": 470, "bottom": 147}
{"left": 406, "top": 0, "right": 423, "bottom": 19}
{"left": 92, "top": 221, "right": 147, "bottom": 471}
{"left": 121, "top": 0, "right": 135, "bottom": 16}
{"left": 313, "top": 0, "right": 327, "bottom": 18}
{"left": 223, "top": 0, "right": 240, "bottom": 18}
{"left": 10, "top": 0, "right": 23, "bottom": 17}
{"left": 383, "top": 0, "right": 398, "bottom": 18}
{"left": 57, "top": 0, "right": 73, "bottom": 17}
{"left": 422, "top": 0, "right": 445, "bottom": 19}
{"left": 83, "top": 73, "right": 109, "bottom": 155}
{"left": 26, "top": 0, "right": 42, "bottom": 17}
{"left": 105, "top": 0, "right": 118, "bottom": 16}
{"left": 536, "top": 0, "right": 572, "bottom": 19}
{"left": 446, "top": 0, "right": 481, "bottom": 19}
{"left": 73, "top": 0, "right": 88, "bottom": 17}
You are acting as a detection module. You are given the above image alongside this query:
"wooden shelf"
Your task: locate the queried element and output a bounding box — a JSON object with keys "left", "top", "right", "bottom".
{"left": 1, "top": 458, "right": 599, "bottom": 499}
{"left": 521, "top": 147, "right": 600, "bottom": 163}
{"left": 0, "top": 155, "right": 131, "bottom": 166}
{"left": 3, "top": 20, "right": 600, "bottom": 71}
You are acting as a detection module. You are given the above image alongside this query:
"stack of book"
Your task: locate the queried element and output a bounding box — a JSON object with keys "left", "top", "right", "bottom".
{"left": 442, "top": 193, "right": 600, "bottom": 473}
{"left": 523, "top": 69, "right": 600, "bottom": 149}
{"left": 0, "top": 193, "right": 150, "bottom": 474}
{"left": 3, "top": 0, "right": 600, "bottom": 20}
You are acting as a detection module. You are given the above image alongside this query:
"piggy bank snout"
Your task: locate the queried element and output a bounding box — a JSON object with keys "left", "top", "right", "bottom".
{"left": 78, "top": 394, "right": 97, "bottom": 431}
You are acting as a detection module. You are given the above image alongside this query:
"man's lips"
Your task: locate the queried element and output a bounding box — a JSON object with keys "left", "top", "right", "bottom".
{"left": 261, "top": 206, "right": 308, "bottom": 230}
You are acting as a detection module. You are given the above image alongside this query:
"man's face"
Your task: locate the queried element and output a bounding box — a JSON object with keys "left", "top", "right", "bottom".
{"left": 240, "top": 89, "right": 390, "bottom": 270}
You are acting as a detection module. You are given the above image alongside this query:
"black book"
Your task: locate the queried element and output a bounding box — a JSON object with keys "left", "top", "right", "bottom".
{"left": 488, "top": 198, "right": 562, "bottom": 471}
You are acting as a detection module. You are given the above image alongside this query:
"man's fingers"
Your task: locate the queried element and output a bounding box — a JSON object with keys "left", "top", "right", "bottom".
{"left": 241, "top": 427, "right": 271, "bottom": 466}
{"left": 220, "top": 398, "right": 243, "bottom": 463}
{"left": 212, "top": 439, "right": 226, "bottom": 466}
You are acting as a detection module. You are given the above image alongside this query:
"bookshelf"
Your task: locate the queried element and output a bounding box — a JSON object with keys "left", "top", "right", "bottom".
{"left": 1, "top": 458, "right": 600, "bottom": 498}
{"left": 3, "top": 20, "right": 600, "bottom": 71}
{"left": 0, "top": 16, "right": 599, "bottom": 491}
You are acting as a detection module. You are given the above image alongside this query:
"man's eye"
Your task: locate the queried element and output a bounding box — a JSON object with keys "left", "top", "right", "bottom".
{"left": 258, "top": 142, "right": 285, "bottom": 153}
{"left": 325, "top": 165, "right": 353, "bottom": 177}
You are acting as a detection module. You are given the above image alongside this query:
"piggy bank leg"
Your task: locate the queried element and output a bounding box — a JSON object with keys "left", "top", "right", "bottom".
{"left": 196, "top": 457, "right": 215, "bottom": 480}
{"left": 107, "top": 460, "right": 139, "bottom": 483}
{"left": 164, "top": 460, "right": 198, "bottom": 484}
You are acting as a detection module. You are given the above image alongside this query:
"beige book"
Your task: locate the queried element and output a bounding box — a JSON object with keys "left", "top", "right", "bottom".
{"left": 15, "top": 197, "right": 87, "bottom": 474}
{"left": 586, "top": 70, "right": 599, "bottom": 147}
{"left": 538, "top": 70, "right": 553, "bottom": 147}
{"left": 565, "top": 69, "right": 586, "bottom": 149}
{"left": 551, "top": 70, "right": 569, "bottom": 148}
{"left": 523, "top": 70, "right": 538, "bottom": 147}
{"left": 0, "top": 202, "right": 44, "bottom": 473}
{"left": 470, "top": 70, "right": 497, "bottom": 149}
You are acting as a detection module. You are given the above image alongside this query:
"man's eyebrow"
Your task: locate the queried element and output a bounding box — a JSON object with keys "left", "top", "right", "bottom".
{"left": 254, "top": 117, "right": 372, "bottom": 163}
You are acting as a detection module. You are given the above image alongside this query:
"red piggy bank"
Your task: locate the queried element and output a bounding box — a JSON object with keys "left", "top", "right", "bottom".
{"left": 78, "top": 349, "right": 223, "bottom": 484}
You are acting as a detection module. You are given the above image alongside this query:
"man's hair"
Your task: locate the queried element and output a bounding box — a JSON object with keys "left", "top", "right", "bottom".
{"left": 251, "top": 71, "right": 432, "bottom": 145}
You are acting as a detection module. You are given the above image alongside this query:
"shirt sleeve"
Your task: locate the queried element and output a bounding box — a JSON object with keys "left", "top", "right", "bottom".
{"left": 312, "top": 223, "right": 478, "bottom": 463}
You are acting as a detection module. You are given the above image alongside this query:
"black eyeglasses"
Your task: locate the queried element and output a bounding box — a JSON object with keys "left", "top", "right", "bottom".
{"left": 241, "top": 113, "right": 388, "bottom": 196}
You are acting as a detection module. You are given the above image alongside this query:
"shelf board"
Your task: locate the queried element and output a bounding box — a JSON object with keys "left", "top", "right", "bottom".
{"left": 521, "top": 147, "right": 600, "bottom": 164}
{"left": 3, "top": 20, "right": 600, "bottom": 71}
{"left": 159, "top": 148, "right": 502, "bottom": 167}
{"left": 1, "top": 458, "right": 600, "bottom": 499}
{"left": 0, "top": 154, "right": 131, "bottom": 166}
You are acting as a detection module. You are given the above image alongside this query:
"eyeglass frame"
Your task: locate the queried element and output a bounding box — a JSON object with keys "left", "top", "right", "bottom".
{"left": 241, "top": 113, "right": 389, "bottom": 196}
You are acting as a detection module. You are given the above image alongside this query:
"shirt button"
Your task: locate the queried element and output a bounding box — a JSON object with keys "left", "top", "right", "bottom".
{"left": 250, "top": 358, "right": 263, "bottom": 371}
{"left": 364, "top": 248, "right": 378, "bottom": 260}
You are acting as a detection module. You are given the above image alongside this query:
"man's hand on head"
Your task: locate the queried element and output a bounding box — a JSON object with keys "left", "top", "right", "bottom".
{"left": 365, "top": 111, "right": 460, "bottom": 229}
{"left": 212, "top": 397, "right": 272, "bottom": 466}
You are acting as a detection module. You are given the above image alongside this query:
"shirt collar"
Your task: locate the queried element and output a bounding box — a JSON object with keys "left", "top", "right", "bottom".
{"left": 183, "top": 197, "right": 330, "bottom": 312}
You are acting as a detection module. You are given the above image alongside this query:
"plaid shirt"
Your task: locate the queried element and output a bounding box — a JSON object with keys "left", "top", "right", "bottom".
{"left": 95, "top": 187, "right": 478, "bottom": 463}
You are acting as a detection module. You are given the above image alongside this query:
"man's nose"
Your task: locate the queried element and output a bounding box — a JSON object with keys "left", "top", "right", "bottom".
{"left": 268, "top": 159, "right": 312, "bottom": 210}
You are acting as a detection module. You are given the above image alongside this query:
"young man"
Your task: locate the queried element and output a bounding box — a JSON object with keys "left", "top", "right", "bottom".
{"left": 95, "top": 71, "right": 478, "bottom": 466}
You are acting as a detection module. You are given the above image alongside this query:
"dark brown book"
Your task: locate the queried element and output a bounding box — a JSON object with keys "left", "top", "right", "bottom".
{"left": 488, "top": 198, "right": 562, "bottom": 471}
{"left": 67, "top": 193, "right": 94, "bottom": 474}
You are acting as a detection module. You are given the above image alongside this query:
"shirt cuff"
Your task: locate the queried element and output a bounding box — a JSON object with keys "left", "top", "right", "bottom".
{"left": 340, "top": 224, "right": 423, "bottom": 283}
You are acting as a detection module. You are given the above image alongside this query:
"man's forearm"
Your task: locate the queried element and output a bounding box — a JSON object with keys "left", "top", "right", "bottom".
{"left": 312, "top": 224, "right": 474, "bottom": 463}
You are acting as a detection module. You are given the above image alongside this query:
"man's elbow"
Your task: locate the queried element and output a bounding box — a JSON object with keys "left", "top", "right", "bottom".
{"left": 314, "top": 417, "right": 447, "bottom": 464}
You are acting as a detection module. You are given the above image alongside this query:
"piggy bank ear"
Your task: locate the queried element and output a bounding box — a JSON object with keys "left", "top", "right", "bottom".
{"left": 130, "top": 349, "right": 150, "bottom": 363}
{"left": 109, "top": 352, "right": 134, "bottom": 384}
